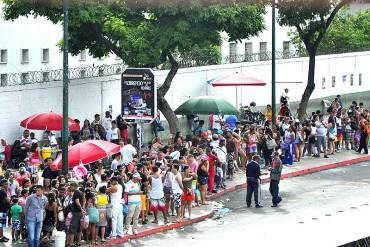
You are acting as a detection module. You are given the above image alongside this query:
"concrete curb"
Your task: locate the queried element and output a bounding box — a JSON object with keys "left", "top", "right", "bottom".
{"left": 97, "top": 211, "right": 215, "bottom": 247}
{"left": 93, "top": 154, "right": 370, "bottom": 246}
{"left": 207, "top": 154, "right": 370, "bottom": 200}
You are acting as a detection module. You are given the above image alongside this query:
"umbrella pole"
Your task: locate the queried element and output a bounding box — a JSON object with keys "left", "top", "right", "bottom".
{"left": 235, "top": 86, "right": 238, "bottom": 108}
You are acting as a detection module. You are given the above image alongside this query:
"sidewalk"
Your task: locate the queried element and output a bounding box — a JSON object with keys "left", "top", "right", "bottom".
{"left": 207, "top": 151, "right": 370, "bottom": 200}
{"left": 3, "top": 151, "right": 369, "bottom": 247}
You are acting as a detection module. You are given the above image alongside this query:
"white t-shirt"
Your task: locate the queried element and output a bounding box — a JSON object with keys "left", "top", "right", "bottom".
{"left": 124, "top": 180, "right": 141, "bottom": 205}
{"left": 170, "top": 151, "right": 180, "bottom": 161}
{"left": 212, "top": 115, "right": 222, "bottom": 130}
{"left": 102, "top": 117, "right": 112, "bottom": 131}
{"left": 163, "top": 171, "right": 175, "bottom": 188}
{"left": 214, "top": 146, "right": 227, "bottom": 163}
{"left": 8, "top": 180, "right": 19, "bottom": 196}
{"left": 106, "top": 128, "right": 119, "bottom": 141}
{"left": 111, "top": 159, "right": 120, "bottom": 170}
{"left": 110, "top": 184, "right": 123, "bottom": 204}
{"left": 172, "top": 173, "right": 183, "bottom": 194}
{"left": 120, "top": 144, "right": 137, "bottom": 165}
{"left": 315, "top": 121, "right": 327, "bottom": 137}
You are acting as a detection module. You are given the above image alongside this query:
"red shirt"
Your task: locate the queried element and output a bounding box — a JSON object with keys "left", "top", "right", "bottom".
{"left": 207, "top": 153, "right": 218, "bottom": 174}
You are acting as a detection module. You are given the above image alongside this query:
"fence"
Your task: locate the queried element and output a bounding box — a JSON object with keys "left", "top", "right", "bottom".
{"left": 1, "top": 49, "right": 367, "bottom": 87}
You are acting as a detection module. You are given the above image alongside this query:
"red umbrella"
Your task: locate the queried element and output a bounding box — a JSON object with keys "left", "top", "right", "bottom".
{"left": 51, "top": 140, "right": 120, "bottom": 171}
{"left": 207, "top": 73, "right": 266, "bottom": 87}
{"left": 20, "top": 112, "right": 80, "bottom": 131}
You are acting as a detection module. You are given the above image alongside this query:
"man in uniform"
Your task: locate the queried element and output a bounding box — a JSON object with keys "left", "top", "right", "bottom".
{"left": 246, "top": 155, "right": 263, "bottom": 208}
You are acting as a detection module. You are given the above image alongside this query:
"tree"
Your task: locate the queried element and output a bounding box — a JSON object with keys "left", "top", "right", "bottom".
{"left": 3, "top": 1, "right": 265, "bottom": 133}
{"left": 277, "top": 0, "right": 352, "bottom": 120}
{"left": 290, "top": 9, "right": 370, "bottom": 56}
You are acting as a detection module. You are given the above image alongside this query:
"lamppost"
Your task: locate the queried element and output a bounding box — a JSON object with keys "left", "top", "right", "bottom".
{"left": 271, "top": 0, "right": 277, "bottom": 126}
{"left": 62, "top": 0, "right": 69, "bottom": 175}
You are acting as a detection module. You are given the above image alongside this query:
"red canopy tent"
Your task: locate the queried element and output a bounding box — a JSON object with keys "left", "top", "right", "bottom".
{"left": 207, "top": 73, "right": 267, "bottom": 107}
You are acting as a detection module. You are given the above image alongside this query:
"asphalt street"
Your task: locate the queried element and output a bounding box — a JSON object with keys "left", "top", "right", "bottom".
{"left": 122, "top": 161, "right": 370, "bottom": 247}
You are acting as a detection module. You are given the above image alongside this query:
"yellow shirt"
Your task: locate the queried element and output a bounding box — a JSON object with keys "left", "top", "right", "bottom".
{"left": 265, "top": 109, "right": 272, "bottom": 121}
{"left": 96, "top": 194, "right": 108, "bottom": 206}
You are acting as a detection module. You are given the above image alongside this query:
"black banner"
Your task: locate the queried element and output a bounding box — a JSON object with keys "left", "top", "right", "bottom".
{"left": 121, "top": 68, "right": 156, "bottom": 120}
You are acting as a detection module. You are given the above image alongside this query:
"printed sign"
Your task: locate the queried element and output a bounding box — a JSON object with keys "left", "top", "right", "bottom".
{"left": 121, "top": 68, "right": 156, "bottom": 120}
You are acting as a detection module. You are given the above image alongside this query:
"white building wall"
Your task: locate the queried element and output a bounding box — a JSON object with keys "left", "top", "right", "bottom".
{"left": 0, "top": 51, "right": 368, "bottom": 143}
{"left": 220, "top": 6, "right": 294, "bottom": 58}
{"left": 0, "top": 3, "right": 119, "bottom": 75}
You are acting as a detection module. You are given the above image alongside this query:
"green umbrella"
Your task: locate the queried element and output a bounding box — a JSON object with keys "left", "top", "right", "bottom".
{"left": 174, "top": 96, "right": 239, "bottom": 115}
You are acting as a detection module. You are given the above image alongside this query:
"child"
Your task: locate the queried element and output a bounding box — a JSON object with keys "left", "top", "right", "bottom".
{"left": 214, "top": 162, "right": 223, "bottom": 191}
{"left": 10, "top": 197, "right": 22, "bottom": 244}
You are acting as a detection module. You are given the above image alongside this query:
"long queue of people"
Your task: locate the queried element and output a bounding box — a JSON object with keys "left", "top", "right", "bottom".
{"left": 0, "top": 97, "right": 368, "bottom": 246}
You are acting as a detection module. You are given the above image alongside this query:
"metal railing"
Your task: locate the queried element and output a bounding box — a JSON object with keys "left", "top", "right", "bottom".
{"left": 223, "top": 51, "right": 300, "bottom": 64}
{"left": 0, "top": 49, "right": 367, "bottom": 87}
{"left": 1, "top": 63, "right": 125, "bottom": 87}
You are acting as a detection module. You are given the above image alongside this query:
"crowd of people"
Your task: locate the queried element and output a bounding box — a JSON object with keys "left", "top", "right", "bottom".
{"left": 0, "top": 94, "right": 368, "bottom": 246}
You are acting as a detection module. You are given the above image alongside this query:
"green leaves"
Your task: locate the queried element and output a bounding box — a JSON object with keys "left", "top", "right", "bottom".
{"left": 2, "top": 1, "right": 266, "bottom": 68}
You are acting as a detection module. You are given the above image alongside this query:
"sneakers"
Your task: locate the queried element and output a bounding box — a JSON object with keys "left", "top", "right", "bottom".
{"left": 255, "top": 204, "right": 264, "bottom": 208}
{"left": 0, "top": 237, "right": 9, "bottom": 242}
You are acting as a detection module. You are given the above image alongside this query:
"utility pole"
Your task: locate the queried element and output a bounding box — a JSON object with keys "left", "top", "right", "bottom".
{"left": 62, "top": 0, "right": 69, "bottom": 175}
{"left": 271, "top": 0, "right": 277, "bottom": 126}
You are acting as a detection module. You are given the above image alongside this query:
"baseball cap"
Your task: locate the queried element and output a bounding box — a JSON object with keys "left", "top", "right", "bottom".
{"left": 133, "top": 173, "right": 141, "bottom": 179}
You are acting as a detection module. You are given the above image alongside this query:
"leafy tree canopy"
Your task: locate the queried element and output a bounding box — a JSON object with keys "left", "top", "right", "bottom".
{"left": 289, "top": 8, "right": 370, "bottom": 56}
{"left": 3, "top": 1, "right": 266, "bottom": 68}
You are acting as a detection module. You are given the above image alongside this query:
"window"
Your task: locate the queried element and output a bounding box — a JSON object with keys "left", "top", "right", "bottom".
{"left": 80, "top": 70, "right": 86, "bottom": 78}
{"left": 283, "top": 41, "right": 290, "bottom": 58}
{"left": 350, "top": 74, "right": 354, "bottom": 86}
{"left": 42, "top": 49, "right": 49, "bottom": 63}
{"left": 359, "top": 73, "right": 362, "bottom": 86}
{"left": 116, "top": 68, "right": 121, "bottom": 74}
{"left": 79, "top": 50, "right": 87, "bottom": 61}
{"left": 0, "top": 50, "right": 7, "bottom": 63}
{"left": 259, "top": 42, "right": 267, "bottom": 61}
{"left": 229, "top": 42, "right": 237, "bottom": 63}
{"left": 21, "top": 73, "right": 29, "bottom": 84}
{"left": 21, "top": 49, "right": 29, "bottom": 63}
{"left": 322, "top": 77, "right": 326, "bottom": 89}
{"left": 42, "top": 72, "right": 50, "bottom": 82}
{"left": 244, "top": 42, "right": 253, "bottom": 61}
{"left": 0, "top": 74, "right": 7, "bottom": 86}
{"left": 332, "top": 76, "right": 336, "bottom": 88}
{"left": 98, "top": 68, "right": 104, "bottom": 76}
{"left": 342, "top": 75, "right": 347, "bottom": 83}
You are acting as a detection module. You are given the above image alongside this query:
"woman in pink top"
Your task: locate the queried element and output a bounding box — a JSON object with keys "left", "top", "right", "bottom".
{"left": 187, "top": 155, "right": 198, "bottom": 173}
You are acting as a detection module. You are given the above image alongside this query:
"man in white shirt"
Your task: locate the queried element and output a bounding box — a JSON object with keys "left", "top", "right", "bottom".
{"left": 111, "top": 153, "right": 122, "bottom": 170}
{"left": 120, "top": 139, "right": 137, "bottom": 165}
{"left": 214, "top": 139, "right": 227, "bottom": 188}
{"left": 7, "top": 173, "right": 19, "bottom": 196}
{"left": 102, "top": 111, "right": 112, "bottom": 132}
{"left": 212, "top": 115, "right": 223, "bottom": 131}
{"left": 124, "top": 173, "right": 142, "bottom": 235}
{"left": 315, "top": 114, "right": 329, "bottom": 158}
{"left": 209, "top": 134, "right": 220, "bottom": 149}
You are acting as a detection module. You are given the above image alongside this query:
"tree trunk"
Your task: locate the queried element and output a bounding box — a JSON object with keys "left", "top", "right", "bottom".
{"left": 297, "top": 50, "right": 316, "bottom": 121}
{"left": 157, "top": 51, "right": 180, "bottom": 134}
{"left": 157, "top": 94, "right": 181, "bottom": 134}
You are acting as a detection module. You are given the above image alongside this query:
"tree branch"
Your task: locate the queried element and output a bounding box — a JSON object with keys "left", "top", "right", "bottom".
{"left": 90, "top": 23, "right": 126, "bottom": 59}
{"left": 158, "top": 50, "right": 179, "bottom": 97}
{"left": 295, "top": 24, "right": 311, "bottom": 49}
{"left": 314, "top": 0, "right": 351, "bottom": 47}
